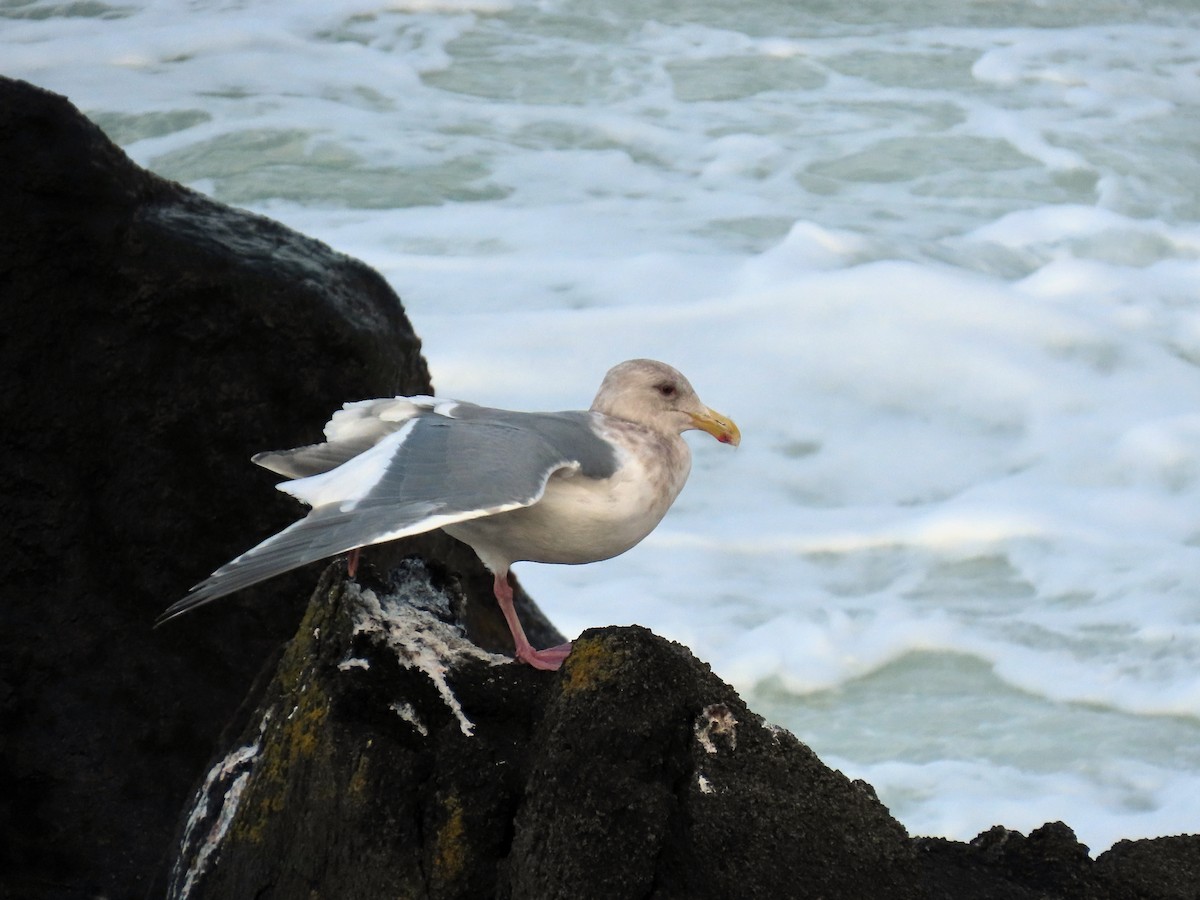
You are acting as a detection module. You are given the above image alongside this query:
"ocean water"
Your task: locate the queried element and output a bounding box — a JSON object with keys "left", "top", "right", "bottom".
{"left": 7, "top": 0, "right": 1200, "bottom": 852}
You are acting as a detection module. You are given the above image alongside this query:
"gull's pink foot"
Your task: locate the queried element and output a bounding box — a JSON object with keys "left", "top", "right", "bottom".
{"left": 516, "top": 642, "right": 574, "bottom": 671}
{"left": 346, "top": 547, "right": 361, "bottom": 578}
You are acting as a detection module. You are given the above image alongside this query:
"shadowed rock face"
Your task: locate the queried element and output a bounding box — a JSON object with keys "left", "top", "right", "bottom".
{"left": 0, "top": 75, "right": 432, "bottom": 899}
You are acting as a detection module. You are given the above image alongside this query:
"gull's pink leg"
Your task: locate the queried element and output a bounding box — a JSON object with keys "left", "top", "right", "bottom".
{"left": 492, "top": 571, "right": 572, "bottom": 671}
{"left": 346, "top": 547, "right": 361, "bottom": 578}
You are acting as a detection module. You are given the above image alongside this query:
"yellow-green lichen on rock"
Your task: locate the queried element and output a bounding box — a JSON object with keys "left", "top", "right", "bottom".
{"left": 227, "top": 586, "right": 341, "bottom": 846}
{"left": 432, "top": 791, "right": 468, "bottom": 885}
{"left": 559, "top": 634, "right": 625, "bottom": 694}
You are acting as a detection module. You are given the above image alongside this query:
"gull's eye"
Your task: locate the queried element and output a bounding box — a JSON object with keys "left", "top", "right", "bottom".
{"left": 655, "top": 382, "right": 677, "bottom": 399}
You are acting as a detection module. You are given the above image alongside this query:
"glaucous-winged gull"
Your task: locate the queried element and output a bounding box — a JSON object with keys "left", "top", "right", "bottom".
{"left": 159, "top": 359, "right": 740, "bottom": 670}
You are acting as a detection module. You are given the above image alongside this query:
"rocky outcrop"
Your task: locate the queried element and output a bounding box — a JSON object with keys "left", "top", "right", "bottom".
{"left": 168, "top": 563, "right": 1200, "bottom": 900}
{"left": 167, "top": 562, "right": 922, "bottom": 900}
{"left": 0, "top": 76, "right": 548, "bottom": 900}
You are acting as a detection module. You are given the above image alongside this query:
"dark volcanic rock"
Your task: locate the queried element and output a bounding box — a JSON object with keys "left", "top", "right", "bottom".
{"left": 169, "top": 563, "right": 922, "bottom": 900}
{"left": 916, "top": 822, "right": 1200, "bottom": 900}
{"left": 169, "top": 566, "right": 1200, "bottom": 900}
{"left": 0, "top": 75, "right": 433, "bottom": 900}
{"left": 917, "top": 824, "right": 1098, "bottom": 900}
{"left": 1095, "top": 836, "right": 1200, "bottom": 900}
{"left": 165, "top": 557, "right": 1200, "bottom": 900}
{"left": 505, "top": 632, "right": 918, "bottom": 900}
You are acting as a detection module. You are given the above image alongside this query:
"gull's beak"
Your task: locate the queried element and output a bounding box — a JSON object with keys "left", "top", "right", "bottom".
{"left": 690, "top": 406, "right": 741, "bottom": 446}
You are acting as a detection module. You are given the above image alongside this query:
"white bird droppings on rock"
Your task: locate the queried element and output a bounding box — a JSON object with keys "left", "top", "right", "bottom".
{"left": 347, "top": 576, "right": 507, "bottom": 737}
{"left": 389, "top": 701, "right": 429, "bottom": 737}
{"left": 695, "top": 703, "right": 739, "bottom": 756}
{"left": 171, "top": 710, "right": 272, "bottom": 900}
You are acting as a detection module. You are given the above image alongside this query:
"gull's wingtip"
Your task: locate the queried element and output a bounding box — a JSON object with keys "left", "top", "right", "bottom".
{"left": 154, "top": 589, "right": 216, "bottom": 627}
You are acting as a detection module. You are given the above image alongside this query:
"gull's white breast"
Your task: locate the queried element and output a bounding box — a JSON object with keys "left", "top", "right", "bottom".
{"left": 444, "top": 421, "right": 692, "bottom": 571}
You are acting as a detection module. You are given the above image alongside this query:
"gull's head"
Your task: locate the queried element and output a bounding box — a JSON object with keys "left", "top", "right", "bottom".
{"left": 591, "top": 359, "right": 741, "bottom": 446}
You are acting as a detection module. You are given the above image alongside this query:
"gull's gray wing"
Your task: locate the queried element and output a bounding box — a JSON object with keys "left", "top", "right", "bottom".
{"left": 158, "top": 406, "right": 617, "bottom": 623}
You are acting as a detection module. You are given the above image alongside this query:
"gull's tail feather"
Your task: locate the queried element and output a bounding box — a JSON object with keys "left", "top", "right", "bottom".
{"left": 156, "top": 502, "right": 444, "bottom": 625}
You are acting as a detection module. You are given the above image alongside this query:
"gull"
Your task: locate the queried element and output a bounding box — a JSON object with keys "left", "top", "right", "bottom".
{"left": 159, "top": 359, "right": 740, "bottom": 670}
